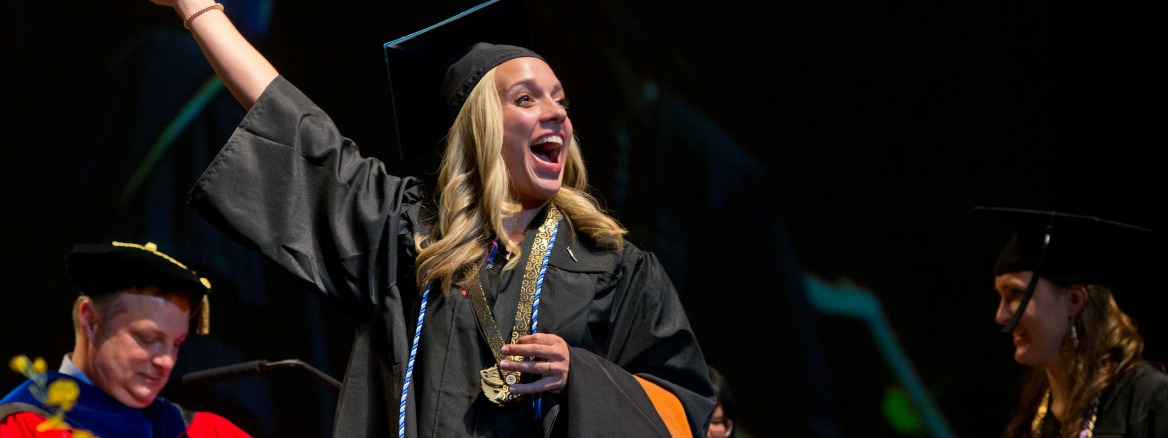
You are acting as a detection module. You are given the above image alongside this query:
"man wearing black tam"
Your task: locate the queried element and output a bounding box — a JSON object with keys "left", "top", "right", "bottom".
{"left": 978, "top": 207, "right": 1168, "bottom": 438}
{"left": 151, "top": 0, "right": 714, "bottom": 436}
{"left": 0, "top": 242, "right": 249, "bottom": 436}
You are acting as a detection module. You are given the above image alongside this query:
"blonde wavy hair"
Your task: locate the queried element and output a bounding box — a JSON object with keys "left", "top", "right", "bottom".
{"left": 1001, "top": 282, "right": 1146, "bottom": 438}
{"left": 414, "top": 67, "right": 626, "bottom": 292}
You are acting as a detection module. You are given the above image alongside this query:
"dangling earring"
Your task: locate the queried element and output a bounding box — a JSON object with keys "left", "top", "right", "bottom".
{"left": 1069, "top": 317, "right": 1080, "bottom": 348}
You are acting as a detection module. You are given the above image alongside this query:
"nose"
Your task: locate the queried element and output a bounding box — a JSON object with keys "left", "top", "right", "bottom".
{"left": 153, "top": 351, "right": 177, "bottom": 374}
{"left": 995, "top": 298, "right": 1013, "bottom": 326}
{"left": 540, "top": 101, "right": 567, "bottom": 123}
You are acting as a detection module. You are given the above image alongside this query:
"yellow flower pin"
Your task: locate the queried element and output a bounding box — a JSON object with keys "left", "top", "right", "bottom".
{"left": 47, "top": 379, "right": 80, "bottom": 411}
{"left": 9, "top": 355, "right": 30, "bottom": 374}
{"left": 35, "top": 411, "right": 68, "bottom": 432}
{"left": 9, "top": 354, "right": 96, "bottom": 437}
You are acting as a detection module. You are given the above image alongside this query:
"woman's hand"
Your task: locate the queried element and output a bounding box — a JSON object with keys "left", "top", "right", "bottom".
{"left": 499, "top": 333, "right": 570, "bottom": 394}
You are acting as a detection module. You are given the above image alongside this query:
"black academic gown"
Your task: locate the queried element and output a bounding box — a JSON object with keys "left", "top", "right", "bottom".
{"left": 189, "top": 76, "right": 715, "bottom": 437}
{"left": 1036, "top": 362, "right": 1168, "bottom": 437}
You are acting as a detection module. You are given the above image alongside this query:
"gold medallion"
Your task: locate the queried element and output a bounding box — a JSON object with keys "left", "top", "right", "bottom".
{"left": 480, "top": 365, "right": 525, "bottom": 405}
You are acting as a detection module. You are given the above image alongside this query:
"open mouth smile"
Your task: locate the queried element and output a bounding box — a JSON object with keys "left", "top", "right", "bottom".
{"left": 530, "top": 135, "right": 563, "bottom": 166}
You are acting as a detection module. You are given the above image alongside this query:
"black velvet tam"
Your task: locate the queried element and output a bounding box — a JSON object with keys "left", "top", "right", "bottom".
{"left": 65, "top": 241, "right": 208, "bottom": 303}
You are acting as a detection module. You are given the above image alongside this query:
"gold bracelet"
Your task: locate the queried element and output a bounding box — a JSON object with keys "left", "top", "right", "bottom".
{"left": 183, "top": 3, "right": 224, "bottom": 29}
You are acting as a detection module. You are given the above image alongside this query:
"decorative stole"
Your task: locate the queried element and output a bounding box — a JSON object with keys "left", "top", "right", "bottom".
{"left": 398, "top": 204, "right": 562, "bottom": 438}
{"left": 472, "top": 204, "right": 562, "bottom": 405}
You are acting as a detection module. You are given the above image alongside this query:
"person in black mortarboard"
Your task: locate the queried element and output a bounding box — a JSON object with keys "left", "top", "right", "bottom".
{"left": 0, "top": 242, "right": 250, "bottom": 436}
{"left": 977, "top": 207, "right": 1168, "bottom": 438}
{"left": 149, "top": 0, "right": 715, "bottom": 436}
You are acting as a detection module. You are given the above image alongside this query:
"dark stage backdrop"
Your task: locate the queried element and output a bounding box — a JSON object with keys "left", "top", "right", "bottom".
{"left": 2, "top": 0, "right": 1162, "bottom": 437}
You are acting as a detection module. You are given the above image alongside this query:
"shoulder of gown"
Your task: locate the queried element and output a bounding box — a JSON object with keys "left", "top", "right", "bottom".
{"left": 1096, "top": 361, "right": 1168, "bottom": 436}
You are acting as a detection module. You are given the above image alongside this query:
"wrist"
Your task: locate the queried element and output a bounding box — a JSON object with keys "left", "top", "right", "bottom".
{"left": 174, "top": 1, "right": 215, "bottom": 20}
{"left": 181, "top": 2, "right": 224, "bottom": 29}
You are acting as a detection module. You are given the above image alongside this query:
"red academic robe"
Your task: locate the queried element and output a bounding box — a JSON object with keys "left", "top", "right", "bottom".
{"left": 0, "top": 411, "right": 249, "bottom": 438}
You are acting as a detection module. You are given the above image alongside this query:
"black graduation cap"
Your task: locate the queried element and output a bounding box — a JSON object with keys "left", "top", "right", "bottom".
{"left": 974, "top": 207, "right": 1156, "bottom": 333}
{"left": 66, "top": 241, "right": 212, "bottom": 334}
{"left": 383, "top": 0, "right": 537, "bottom": 164}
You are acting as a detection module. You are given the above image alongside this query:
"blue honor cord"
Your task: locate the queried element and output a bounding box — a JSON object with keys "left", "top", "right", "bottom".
{"left": 530, "top": 219, "right": 559, "bottom": 420}
{"left": 398, "top": 287, "right": 430, "bottom": 438}
{"left": 399, "top": 213, "right": 560, "bottom": 435}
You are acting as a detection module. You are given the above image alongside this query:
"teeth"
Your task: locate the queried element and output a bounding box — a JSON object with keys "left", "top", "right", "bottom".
{"left": 533, "top": 135, "right": 563, "bottom": 146}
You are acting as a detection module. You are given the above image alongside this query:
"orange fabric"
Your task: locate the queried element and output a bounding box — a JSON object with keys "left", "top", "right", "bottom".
{"left": 634, "top": 376, "right": 689, "bottom": 438}
{"left": 0, "top": 412, "right": 74, "bottom": 437}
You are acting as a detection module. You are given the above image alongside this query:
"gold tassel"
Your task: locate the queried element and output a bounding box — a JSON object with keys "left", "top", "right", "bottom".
{"left": 197, "top": 294, "right": 210, "bottom": 335}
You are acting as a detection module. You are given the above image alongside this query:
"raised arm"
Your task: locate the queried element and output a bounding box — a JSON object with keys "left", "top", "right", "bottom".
{"left": 152, "top": 0, "right": 279, "bottom": 109}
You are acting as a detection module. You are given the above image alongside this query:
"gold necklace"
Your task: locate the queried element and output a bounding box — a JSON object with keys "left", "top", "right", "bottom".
{"left": 1031, "top": 390, "right": 1050, "bottom": 436}
{"left": 1031, "top": 389, "right": 1098, "bottom": 438}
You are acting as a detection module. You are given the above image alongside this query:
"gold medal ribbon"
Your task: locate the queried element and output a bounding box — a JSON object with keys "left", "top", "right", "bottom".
{"left": 467, "top": 204, "right": 562, "bottom": 405}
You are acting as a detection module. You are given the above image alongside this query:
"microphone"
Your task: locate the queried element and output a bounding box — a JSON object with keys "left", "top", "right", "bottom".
{"left": 182, "top": 359, "right": 342, "bottom": 390}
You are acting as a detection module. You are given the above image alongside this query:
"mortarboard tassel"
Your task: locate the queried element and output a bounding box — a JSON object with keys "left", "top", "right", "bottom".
{"left": 198, "top": 277, "right": 212, "bottom": 335}
{"left": 198, "top": 294, "right": 210, "bottom": 335}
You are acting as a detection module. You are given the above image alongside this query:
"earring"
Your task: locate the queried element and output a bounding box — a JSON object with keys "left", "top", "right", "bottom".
{"left": 1069, "top": 317, "right": 1080, "bottom": 348}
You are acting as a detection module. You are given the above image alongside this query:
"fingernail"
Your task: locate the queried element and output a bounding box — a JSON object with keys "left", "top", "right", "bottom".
{"left": 499, "top": 360, "right": 509, "bottom": 368}
{"left": 501, "top": 346, "right": 510, "bottom": 354}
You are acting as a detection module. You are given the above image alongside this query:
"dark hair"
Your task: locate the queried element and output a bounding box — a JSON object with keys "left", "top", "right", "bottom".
{"left": 708, "top": 366, "right": 737, "bottom": 437}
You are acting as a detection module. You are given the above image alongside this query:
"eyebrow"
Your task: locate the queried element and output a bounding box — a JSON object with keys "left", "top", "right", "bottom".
{"left": 506, "top": 79, "right": 563, "bottom": 96}
{"left": 131, "top": 327, "right": 164, "bottom": 339}
{"left": 131, "top": 323, "right": 186, "bottom": 340}
{"left": 997, "top": 282, "right": 1026, "bottom": 293}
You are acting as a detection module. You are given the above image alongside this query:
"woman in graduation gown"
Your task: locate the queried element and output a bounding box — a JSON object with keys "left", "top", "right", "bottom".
{"left": 151, "top": 0, "right": 715, "bottom": 436}
{"left": 984, "top": 208, "right": 1168, "bottom": 438}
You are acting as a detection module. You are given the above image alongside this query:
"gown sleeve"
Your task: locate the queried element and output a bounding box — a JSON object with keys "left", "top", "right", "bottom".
{"left": 560, "top": 248, "right": 715, "bottom": 438}
{"left": 188, "top": 76, "right": 423, "bottom": 310}
{"left": 0, "top": 412, "right": 72, "bottom": 437}
{"left": 186, "top": 412, "right": 253, "bottom": 438}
